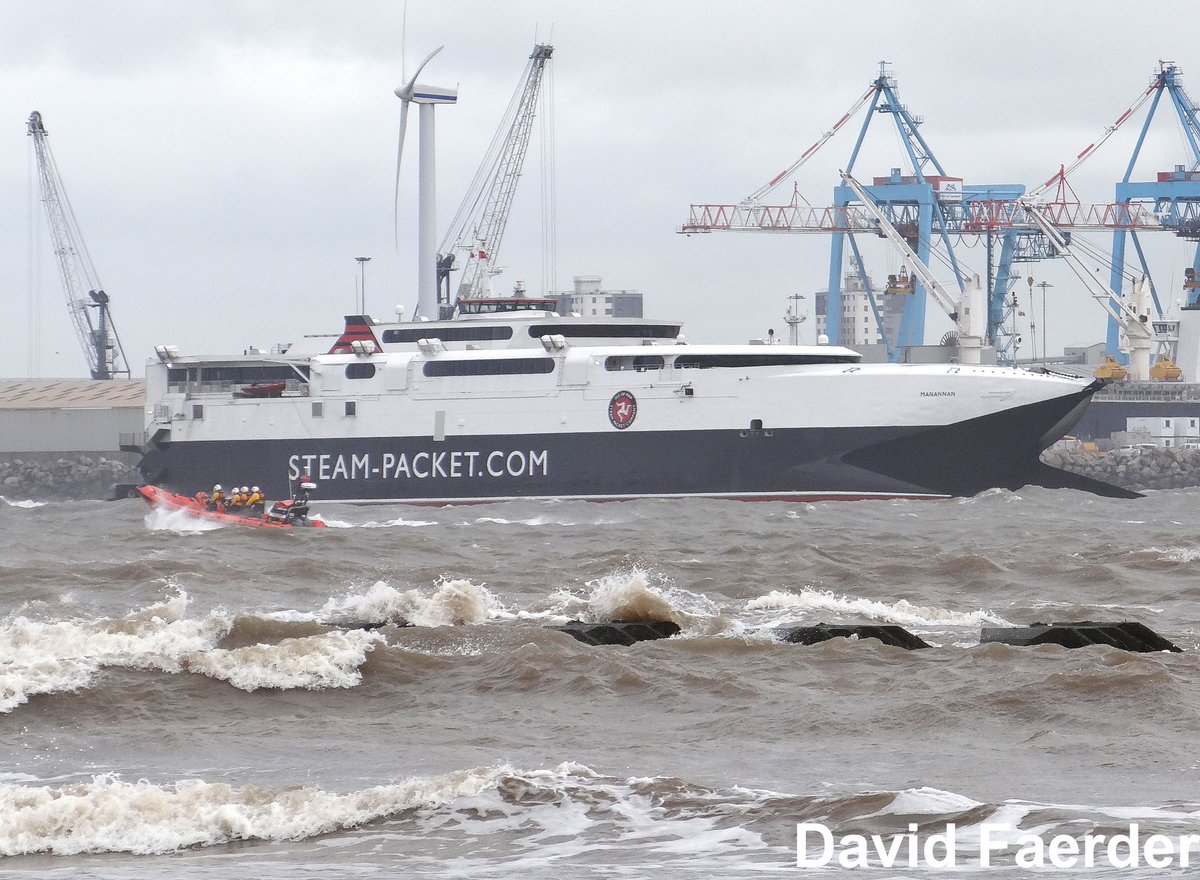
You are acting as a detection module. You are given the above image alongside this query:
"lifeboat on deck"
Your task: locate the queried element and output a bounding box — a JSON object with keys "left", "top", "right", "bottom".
{"left": 235, "top": 382, "right": 287, "bottom": 398}
{"left": 1150, "top": 356, "right": 1184, "bottom": 381}
{"left": 1094, "top": 355, "right": 1128, "bottom": 381}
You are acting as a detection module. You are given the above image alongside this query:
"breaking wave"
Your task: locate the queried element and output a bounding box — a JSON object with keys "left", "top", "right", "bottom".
{"left": 0, "top": 592, "right": 229, "bottom": 712}
{"left": 0, "top": 591, "right": 388, "bottom": 709}
{"left": 0, "top": 765, "right": 507, "bottom": 856}
{"left": 5, "top": 765, "right": 1196, "bottom": 866}
{"left": 745, "top": 588, "right": 1012, "bottom": 629}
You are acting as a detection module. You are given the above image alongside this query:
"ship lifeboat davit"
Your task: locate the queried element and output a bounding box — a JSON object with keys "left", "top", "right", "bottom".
{"left": 884, "top": 267, "right": 915, "bottom": 295}
{"left": 1094, "top": 354, "right": 1128, "bottom": 381}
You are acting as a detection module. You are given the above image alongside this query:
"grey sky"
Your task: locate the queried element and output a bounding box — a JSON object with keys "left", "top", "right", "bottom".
{"left": 2, "top": 1, "right": 1196, "bottom": 377}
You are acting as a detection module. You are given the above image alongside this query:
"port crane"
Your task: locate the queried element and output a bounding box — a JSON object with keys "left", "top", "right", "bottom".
{"left": 27, "top": 111, "right": 130, "bottom": 379}
{"left": 681, "top": 65, "right": 1170, "bottom": 364}
{"left": 1020, "top": 196, "right": 1154, "bottom": 381}
{"left": 842, "top": 172, "right": 986, "bottom": 363}
{"left": 1104, "top": 62, "right": 1200, "bottom": 356}
{"left": 680, "top": 65, "right": 1042, "bottom": 360}
{"left": 436, "top": 43, "right": 554, "bottom": 317}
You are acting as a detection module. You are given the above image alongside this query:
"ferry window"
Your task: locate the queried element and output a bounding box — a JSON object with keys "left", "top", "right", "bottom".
{"left": 345, "top": 401, "right": 357, "bottom": 417}
{"left": 751, "top": 419, "right": 763, "bottom": 430}
{"left": 673, "top": 353, "right": 859, "bottom": 368}
{"left": 381, "top": 325, "right": 513, "bottom": 343}
{"left": 422, "top": 357, "right": 557, "bottom": 377}
{"left": 527, "top": 323, "right": 679, "bottom": 340}
{"left": 198, "top": 365, "right": 307, "bottom": 384}
{"left": 168, "top": 368, "right": 188, "bottom": 383}
{"left": 604, "top": 355, "right": 665, "bottom": 371}
{"left": 345, "top": 363, "right": 376, "bottom": 380}
{"left": 192, "top": 404, "right": 204, "bottom": 420}
{"left": 312, "top": 401, "right": 324, "bottom": 418}
{"left": 456, "top": 299, "right": 556, "bottom": 315}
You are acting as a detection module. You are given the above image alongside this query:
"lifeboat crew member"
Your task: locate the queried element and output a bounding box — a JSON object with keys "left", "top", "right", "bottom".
{"left": 208, "top": 484, "right": 226, "bottom": 512}
{"left": 226, "top": 486, "right": 245, "bottom": 513}
{"left": 247, "top": 486, "right": 265, "bottom": 515}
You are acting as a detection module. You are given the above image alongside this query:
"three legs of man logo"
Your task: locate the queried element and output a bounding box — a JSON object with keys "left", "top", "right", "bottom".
{"left": 608, "top": 391, "right": 637, "bottom": 429}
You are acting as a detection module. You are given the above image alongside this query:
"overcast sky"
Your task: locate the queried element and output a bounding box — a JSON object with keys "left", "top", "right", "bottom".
{"left": 3, "top": 0, "right": 1198, "bottom": 378}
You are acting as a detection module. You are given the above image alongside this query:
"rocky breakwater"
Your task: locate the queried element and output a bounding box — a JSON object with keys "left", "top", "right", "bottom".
{"left": 0, "top": 454, "right": 139, "bottom": 501}
{"left": 1041, "top": 442, "right": 1200, "bottom": 492}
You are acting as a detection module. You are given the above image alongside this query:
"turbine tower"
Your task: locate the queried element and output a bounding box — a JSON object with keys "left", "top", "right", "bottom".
{"left": 394, "top": 46, "right": 457, "bottom": 320}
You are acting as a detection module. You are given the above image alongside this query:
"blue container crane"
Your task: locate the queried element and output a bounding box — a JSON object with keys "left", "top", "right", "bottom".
{"left": 1109, "top": 62, "right": 1200, "bottom": 358}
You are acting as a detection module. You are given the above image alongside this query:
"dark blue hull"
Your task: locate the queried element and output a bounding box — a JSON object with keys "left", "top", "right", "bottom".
{"left": 138, "top": 386, "right": 1134, "bottom": 502}
{"left": 1071, "top": 398, "right": 1200, "bottom": 441}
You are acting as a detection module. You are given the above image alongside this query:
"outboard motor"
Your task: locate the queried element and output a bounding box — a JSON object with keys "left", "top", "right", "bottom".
{"left": 266, "top": 480, "right": 318, "bottom": 525}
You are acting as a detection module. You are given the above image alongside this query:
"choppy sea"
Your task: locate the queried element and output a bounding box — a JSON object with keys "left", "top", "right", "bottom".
{"left": 2, "top": 488, "right": 1200, "bottom": 877}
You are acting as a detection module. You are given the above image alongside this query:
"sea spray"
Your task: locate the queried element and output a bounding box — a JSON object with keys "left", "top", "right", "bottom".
{"left": 542, "top": 568, "right": 731, "bottom": 634}
{"left": 318, "top": 578, "right": 503, "bottom": 628}
{"left": 144, "top": 506, "right": 223, "bottom": 533}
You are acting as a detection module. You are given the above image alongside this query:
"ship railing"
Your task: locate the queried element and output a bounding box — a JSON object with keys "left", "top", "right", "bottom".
{"left": 1096, "top": 382, "right": 1200, "bottom": 403}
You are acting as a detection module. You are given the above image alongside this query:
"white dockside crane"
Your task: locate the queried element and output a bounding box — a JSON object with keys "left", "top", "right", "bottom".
{"left": 840, "top": 172, "right": 987, "bottom": 364}
{"left": 436, "top": 43, "right": 554, "bottom": 315}
{"left": 27, "top": 111, "right": 130, "bottom": 379}
{"left": 1018, "top": 196, "right": 1154, "bottom": 381}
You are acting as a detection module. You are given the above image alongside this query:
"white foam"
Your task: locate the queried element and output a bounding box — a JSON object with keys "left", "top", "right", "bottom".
{"left": 1148, "top": 546, "right": 1200, "bottom": 563}
{"left": 0, "top": 496, "right": 45, "bottom": 509}
{"left": 875, "top": 786, "right": 985, "bottom": 816}
{"left": 355, "top": 516, "right": 438, "bottom": 528}
{"left": 471, "top": 515, "right": 578, "bottom": 527}
{"left": 746, "top": 588, "right": 1012, "bottom": 628}
{"left": 319, "top": 579, "right": 505, "bottom": 628}
{"left": 184, "top": 629, "right": 383, "bottom": 691}
{"left": 0, "top": 766, "right": 510, "bottom": 856}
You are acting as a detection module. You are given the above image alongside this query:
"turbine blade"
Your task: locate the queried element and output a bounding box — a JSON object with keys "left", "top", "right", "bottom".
{"left": 394, "top": 100, "right": 410, "bottom": 249}
{"left": 395, "top": 45, "right": 444, "bottom": 100}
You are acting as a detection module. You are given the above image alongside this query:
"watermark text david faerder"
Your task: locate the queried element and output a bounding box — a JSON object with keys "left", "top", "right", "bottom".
{"left": 797, "top": 822, "right": 1200, "bottom": 869}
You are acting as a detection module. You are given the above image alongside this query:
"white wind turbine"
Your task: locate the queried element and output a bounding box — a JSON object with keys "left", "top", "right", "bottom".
{"left": 394, "top": 46, "right": 457, "bottom": 320}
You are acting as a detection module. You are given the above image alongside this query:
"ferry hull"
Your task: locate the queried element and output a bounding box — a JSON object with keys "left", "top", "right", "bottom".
{"left": 139, "top": 385, "right": 1134, "bottom": 502}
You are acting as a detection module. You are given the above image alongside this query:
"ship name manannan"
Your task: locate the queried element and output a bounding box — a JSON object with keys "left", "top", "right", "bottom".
{"left": 288, "top": 450, "right": 549, "bottom": 481}
{"left": 920, "top": 391, "right": 956, "bottom": 397}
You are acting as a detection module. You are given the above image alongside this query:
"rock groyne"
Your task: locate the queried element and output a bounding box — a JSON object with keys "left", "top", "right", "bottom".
{"left": 1041, "top": 443, "right": 1200, "bottom": 492}
{"left": 0, "top": 454, "right": 139, "bottom": 501}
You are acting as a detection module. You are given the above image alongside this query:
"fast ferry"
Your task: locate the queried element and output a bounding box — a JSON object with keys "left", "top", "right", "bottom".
{"left": 136, "top": 297, "right": 1133, "bottom": 504}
